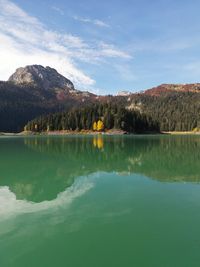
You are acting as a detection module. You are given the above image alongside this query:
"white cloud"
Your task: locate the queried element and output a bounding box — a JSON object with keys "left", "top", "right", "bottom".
{"left": 99, "top": 43, "right": 132, "bottom": 59}
{"left": 94, "top": 19, "right": 109, "bottom": 27}
{"left": 51, "top": 6, "right": 64, "bottom": 16}
{"left": 0, "top": 0, "right": 132, "bottom": 90}
{"left": 0, "top": 0, "right": 94, "bottom": 87}
{"left": 73, "top": 15, "right": 110, "bottom": 28}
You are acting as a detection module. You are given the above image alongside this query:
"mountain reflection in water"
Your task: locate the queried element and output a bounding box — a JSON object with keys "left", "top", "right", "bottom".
{"left": 0, "top": 135, "right": 200, "bottom": 203}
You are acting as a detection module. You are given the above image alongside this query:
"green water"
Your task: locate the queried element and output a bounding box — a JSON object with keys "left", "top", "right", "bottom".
{"left": 1, "top": 135, "right": 200, "bottom": 267}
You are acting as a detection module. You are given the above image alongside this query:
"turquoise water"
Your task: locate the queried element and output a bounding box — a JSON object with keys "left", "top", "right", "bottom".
{"left": 0, "top": 135, "right": 200, "bottom": 267}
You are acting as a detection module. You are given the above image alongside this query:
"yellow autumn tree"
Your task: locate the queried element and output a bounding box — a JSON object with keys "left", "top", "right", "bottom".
{"left": 97, "top": 120, "right": 104, "bottom": 131}
{"left": 93, "top": 121, "right": 97, "bottom": 131}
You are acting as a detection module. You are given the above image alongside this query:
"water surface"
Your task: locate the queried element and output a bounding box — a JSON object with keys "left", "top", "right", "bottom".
{"left": 0, "top": 135, "right": 200, "bottom": 267}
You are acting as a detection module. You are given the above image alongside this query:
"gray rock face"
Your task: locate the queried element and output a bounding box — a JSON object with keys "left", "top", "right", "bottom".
{"left": 8, "top": 65, "right": 75, "bottom": 91}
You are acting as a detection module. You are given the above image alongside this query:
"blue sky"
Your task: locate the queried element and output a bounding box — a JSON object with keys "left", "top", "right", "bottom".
{"left": 0, "top": 0, "right": 200, "bottom": 94}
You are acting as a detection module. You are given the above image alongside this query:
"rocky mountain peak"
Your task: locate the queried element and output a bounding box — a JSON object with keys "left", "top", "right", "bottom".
{"left": 8, "top": 65, "right": 75, "bottom": 91}
{"left": 117, "top": 90, "right": 132, "bottom": 96}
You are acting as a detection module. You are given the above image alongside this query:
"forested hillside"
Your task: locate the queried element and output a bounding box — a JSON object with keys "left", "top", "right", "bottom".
{"left": 0, "top": 81, "right": 73, "bottom": 132}
{"left": 25, "top": 103, "right": 159, "bottom": 133}
{"left": 127, "top": 91, "right": 200, "bottom": 131}
{"left": 1, "top": 65, "right": 200, "bottom": 133}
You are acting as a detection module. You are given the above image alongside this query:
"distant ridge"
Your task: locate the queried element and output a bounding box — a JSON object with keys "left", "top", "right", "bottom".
{"left": 143, "top": 83, "right": 200, "bottom": 96}
{"left": 0, "top": 64, "right": 200, "bottom": 132}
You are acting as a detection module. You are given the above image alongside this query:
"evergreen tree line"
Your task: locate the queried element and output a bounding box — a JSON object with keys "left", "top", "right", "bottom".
{"left": 1, "top": 79, "right": 200, "bottom": 133}
{"left": 25, "top": 103, "right": 160, "bottom": 133}
{"left": 130, "top": 91, "right": 200, "bottom": 131}
{"left": 0, "top": 81, "right": 93, "bottom": 132}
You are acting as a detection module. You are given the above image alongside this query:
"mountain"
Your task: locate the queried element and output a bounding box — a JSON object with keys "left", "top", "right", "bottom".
{"left": 0, "top": 65, "right": 96, "bottom": 132}
{"left": 0, "top": 65, "right": 200, "bottom": 133}
{"left": 8, "top": 65, "right": 75, "bottom": 91}
{"left": 117, "top": 90, "right": 132, "bottom": 96}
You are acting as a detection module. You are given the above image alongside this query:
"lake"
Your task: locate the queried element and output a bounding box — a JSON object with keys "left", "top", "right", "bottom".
{"left": 0, "top": 135, "right": 200, "bottom": 267}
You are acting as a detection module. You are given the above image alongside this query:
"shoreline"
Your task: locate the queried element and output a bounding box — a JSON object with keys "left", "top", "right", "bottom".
{"left": 1, "top": 129, "right": 158, "bottom": 136}
{"left": 0, "top": 129, "right": 127, "bottom": 136}
{"left": 163, "top": 131, "right": 200, "bottom": 135}
{"left": 1, "top": 129, "right": 200, "bottom": 136}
